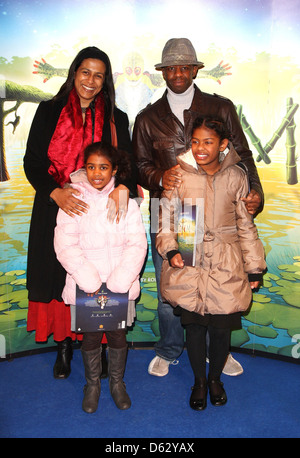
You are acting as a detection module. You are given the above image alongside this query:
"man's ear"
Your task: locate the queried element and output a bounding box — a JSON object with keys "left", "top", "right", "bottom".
{"left": 192, "top": 66, "right": 199, "bottom": 79}
{"left": 161, "top": 68, "right": 167, "bottom": 83}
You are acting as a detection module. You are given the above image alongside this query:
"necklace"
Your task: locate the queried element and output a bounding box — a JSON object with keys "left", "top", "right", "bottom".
{"left": 81, "top": 107, "right": 87, "bottom": 113}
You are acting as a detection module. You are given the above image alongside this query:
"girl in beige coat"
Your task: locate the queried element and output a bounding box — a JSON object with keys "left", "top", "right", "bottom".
{"left": 156, "top": 117, "right": 266, "bottom": 411}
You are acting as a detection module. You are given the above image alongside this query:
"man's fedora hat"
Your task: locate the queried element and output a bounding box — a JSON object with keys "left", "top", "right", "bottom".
{"left": 155, "top": 38, "right": 204, "bottom": 70}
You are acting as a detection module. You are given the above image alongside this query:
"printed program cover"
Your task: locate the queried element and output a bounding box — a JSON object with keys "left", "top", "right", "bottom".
{"left": 177, "top": 203, "right": 203, "bottom": 266}
{"left": 75, "top": 283, "right": 128, "bottom": 332}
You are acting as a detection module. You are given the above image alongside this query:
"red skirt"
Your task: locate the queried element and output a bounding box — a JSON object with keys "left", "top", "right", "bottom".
{"left": 27, "top": 300, "right": 107, "bottom": 343}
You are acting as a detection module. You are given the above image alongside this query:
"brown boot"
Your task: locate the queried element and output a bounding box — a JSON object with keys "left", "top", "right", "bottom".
{"left": 108, "top": 346, "right": 131, "bottom": 410}
{"left": 81, "top": 347, "right": 101, "bottom": 413}
{"left": 100, "top": 344, "right": 108, "bottom": 379}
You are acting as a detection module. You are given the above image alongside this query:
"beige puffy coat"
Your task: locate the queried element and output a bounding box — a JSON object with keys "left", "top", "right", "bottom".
{"left": 156, "top": 144, "right": 266, "bottom": 316}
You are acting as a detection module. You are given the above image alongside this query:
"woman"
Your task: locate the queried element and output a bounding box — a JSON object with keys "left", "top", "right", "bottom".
{"left": 24, "top": 46, "right": 137, "bottom": 379}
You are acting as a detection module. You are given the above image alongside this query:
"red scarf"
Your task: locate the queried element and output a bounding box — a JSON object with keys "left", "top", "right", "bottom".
{"left": 48, "top": 87, "right": 105, "bottom": 187}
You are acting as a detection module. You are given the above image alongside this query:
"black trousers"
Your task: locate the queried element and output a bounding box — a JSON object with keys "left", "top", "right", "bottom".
{"left": 186, "top": 323, "right": 231, "bottom": 382}
{"left": 81, "top": 330, "right": 127, "bottom": 351}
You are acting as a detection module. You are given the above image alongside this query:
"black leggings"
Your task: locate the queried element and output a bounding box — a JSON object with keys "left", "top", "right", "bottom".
{"left": 81, "top": 330, "right": 127, "bottom": 351}
{"left": 186, "top": 323, "right": 231, "bottom": 382}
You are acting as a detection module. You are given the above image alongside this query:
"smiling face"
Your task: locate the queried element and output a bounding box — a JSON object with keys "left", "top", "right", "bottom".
{"left": 85, "top": 153, "right": 117, "bottom": 190}
{"left": 191, "top": 125, "right": 229, "bottom": 175}
{"left": 74, "top": 58, "right": 106, "bottom": 107}
{"left": 162, "top": 65, "right": 198, "bottom": 94}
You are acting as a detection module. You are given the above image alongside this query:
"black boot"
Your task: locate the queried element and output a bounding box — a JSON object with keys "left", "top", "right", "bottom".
{"left": 189, "top": 378, "right": 207, "bottom": 411}
{"left": 81, "top": 347, "right": 102, "bottom": 414}
{"left": 53, "top": 337, "right": 73, "bottom": 379}
{"left": 100, "top": 344, "right": 108, "bottom": 379}
{"left": 208, "top": 375, "right": 227, "bottom": 406}
{"left": 108, "top": 346, "right": 131, "bottom": 410}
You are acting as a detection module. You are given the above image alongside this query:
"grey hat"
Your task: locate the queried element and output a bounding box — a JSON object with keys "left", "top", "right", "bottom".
{"left": 155, "top": 38, "right": 204, "bottom": 70}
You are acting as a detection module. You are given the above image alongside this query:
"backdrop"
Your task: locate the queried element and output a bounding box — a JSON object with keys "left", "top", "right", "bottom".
{"left": 0, "top": 0, "right": 299, "bottom": 360}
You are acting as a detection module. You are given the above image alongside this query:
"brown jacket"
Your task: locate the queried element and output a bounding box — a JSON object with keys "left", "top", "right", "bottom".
{"left": 133, "top": 85, "right": 263, "bottom": 209}
{"left": 156, "top": 144, "right": 266, "bottom": 316}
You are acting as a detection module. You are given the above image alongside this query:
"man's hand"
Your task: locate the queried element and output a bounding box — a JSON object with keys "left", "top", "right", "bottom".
{"left": 250, "top": 281, "right": 260, "bottom": 290}
{"left": 162, "top": 164, "right": 182, "bottom": 190}
{"left": 107, "top": 184, "right": 129, "bottom": 223}
{"left": 50, "top": 187, "right": 89, "bottom": 217}
{"left": 170, "top": 253, "right": 185, "bottom": 269}
{"left": 241, "top": 189, "right": 261, "bottom": 215}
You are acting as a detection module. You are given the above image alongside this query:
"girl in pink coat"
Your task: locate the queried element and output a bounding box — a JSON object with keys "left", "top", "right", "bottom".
{"left": 54, "top": 142, "right": 147, "bottom": 413}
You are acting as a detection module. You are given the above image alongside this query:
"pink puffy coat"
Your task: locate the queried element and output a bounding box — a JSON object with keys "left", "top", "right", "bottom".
{"left": 54, "top": 171, "right": 147, "bottom": 323}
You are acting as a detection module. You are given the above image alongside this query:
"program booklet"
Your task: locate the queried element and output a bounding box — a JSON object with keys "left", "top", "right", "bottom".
{"left": 177, "top": 202, "right": 204, "bottom": 266}
{"left": 75, "top": 283, "right": 128, "bottom": 332}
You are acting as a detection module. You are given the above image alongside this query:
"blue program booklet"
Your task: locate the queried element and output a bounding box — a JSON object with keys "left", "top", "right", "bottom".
{"left": 75, "top": 283, "right": 128, "bottom": 332}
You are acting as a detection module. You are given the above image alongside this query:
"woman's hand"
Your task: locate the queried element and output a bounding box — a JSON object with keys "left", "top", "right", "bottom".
{"left": 50, "top": 187, "right": 89, "bottom": 217}
{"left": 170, "top": 253, "right": 185, "bottom": 269}
{"left": 107, "top": 184, "right": 129, "bottom": 223}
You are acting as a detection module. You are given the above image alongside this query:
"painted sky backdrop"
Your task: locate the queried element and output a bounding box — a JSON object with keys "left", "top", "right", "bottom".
{"left": 1, "top": 0, "right": 299, "bottom": 166}
{"left": 1, "top": 0, "right": 300, "bottom": 62}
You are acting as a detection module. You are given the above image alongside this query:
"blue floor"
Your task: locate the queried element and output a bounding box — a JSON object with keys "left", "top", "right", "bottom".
{"left": 0, "top": 348, "right": 299, "bottom": 439}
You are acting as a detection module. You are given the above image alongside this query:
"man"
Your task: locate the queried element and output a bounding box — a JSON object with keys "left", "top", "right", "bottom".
{"left": 132, "top": 38, "right": 263, "bottom": 377}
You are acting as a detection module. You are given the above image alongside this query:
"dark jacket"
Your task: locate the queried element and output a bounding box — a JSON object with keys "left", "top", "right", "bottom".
{"left": 24, "top": 95, "right": 135, "bottom": 302}
{"left": 132, "top": 84, "right": 263, "bottom": 207}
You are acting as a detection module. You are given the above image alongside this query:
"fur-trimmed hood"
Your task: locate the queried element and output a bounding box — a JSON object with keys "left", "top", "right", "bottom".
{"left": 176, "top": 142, "right": 242, "bottom": 175}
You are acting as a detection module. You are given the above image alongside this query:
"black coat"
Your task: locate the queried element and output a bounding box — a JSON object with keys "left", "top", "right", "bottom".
{"left": 24, "top": 96, "right": 136, "bottom": 302}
